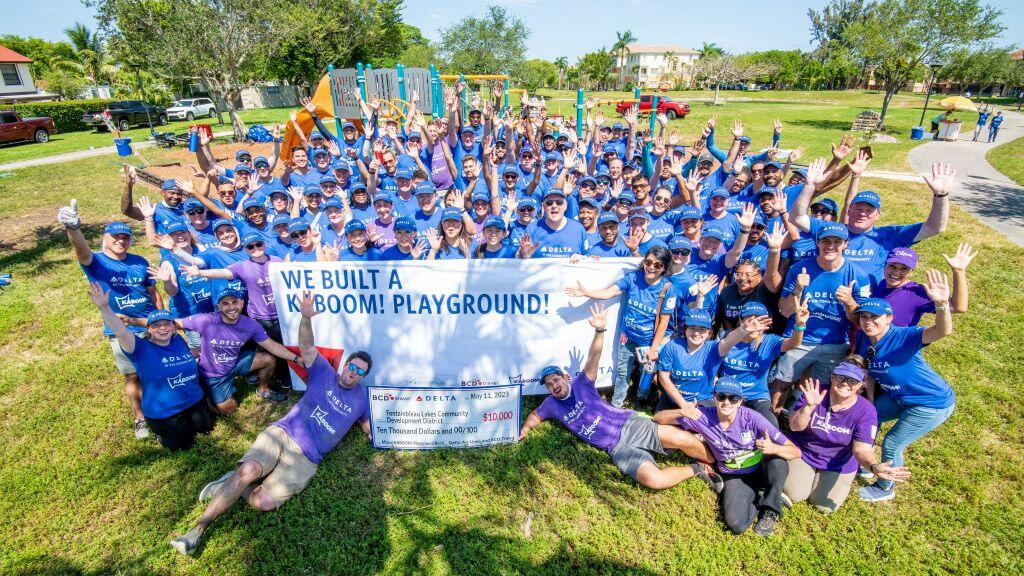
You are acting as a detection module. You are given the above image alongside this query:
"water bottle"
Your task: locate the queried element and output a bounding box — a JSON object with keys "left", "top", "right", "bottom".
{"left": 635, "top": 346, "right": 655, "bottom": 399}
{"left": 188, "top": 129, "right": 199, "bottom": 152}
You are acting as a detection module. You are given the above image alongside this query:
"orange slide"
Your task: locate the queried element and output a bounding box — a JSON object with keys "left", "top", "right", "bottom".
{"left": 281, "top": 74, "right": 362, "bottom": 162}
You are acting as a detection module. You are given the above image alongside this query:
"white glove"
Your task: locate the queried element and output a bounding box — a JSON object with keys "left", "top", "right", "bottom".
{"left": 57, "top": 199, "right": 80, "bottom": 229}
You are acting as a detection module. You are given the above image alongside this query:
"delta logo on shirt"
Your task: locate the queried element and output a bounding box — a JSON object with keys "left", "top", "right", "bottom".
{"left": 105, "top": 274, "right": 147, "bottom": 287}
{"left": 165, "top": 372, "right": 196, "bottom": 389}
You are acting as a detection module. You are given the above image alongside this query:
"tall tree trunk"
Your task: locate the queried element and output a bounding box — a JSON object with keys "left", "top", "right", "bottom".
{"left": 878, "top": 83, "right": 897, "bottom": 129}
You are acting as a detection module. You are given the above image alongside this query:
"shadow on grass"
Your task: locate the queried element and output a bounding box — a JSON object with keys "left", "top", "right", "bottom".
{"left": 786, "top": 118, "right": 855, "bottom": 131}
{"left": 0, "top": 223, "right": 105, "bottom": 273}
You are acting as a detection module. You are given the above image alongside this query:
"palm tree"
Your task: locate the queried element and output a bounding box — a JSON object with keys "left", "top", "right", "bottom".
{"left": 699, "top": 42, "right": 726, "bottom": 58}
{"left": 64, "top": 22, "right": 107, "bottom": 93}
{"left": 554, "top": 57, "right": 568, "bottom": 90}
{"left": 612, "top": 30, "right": 637, "bottom": 89}
{"left": 663, "top": 50, "right": 677, "bottom": 88}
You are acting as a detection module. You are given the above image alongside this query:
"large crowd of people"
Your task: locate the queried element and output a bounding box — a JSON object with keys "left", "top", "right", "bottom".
{"left": 55, "top": 81, "right": 978, "bottom": 549}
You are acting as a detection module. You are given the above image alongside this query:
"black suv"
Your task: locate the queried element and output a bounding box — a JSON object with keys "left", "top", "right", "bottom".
{"left": 82, "top": 100, "right": 168, "bottom": 132}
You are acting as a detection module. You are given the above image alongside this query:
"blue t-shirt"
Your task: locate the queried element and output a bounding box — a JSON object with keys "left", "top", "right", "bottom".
{"left": 289, "top": 245, "right": 320, "bottom": 262}
{"left": 413, "top": 209, "right": 444, "bottom": 242}
{"left": 472, "top": 241, "right": 518, "bottom": 259}
{"left": 781, "top": 258, "right": 870, "bottom": 344}
{"left": 524, "top": 218, "right": 590, "bottom": 258}
{"left": 163, "top": 255, "right": 213, "bottom": 319}
{"left": 636, "top": 236, "right": 668, "bottom": 257}
{"left": 349, "top": 203, "right": 377, "bottom": 226}
{"left": 195, "top": 245, "right": 249, "bottom": 298}
{"left": 380, "top": 245, "right": 419, "bottom": 260}
{"left": 125, "top": 334, "right": 204, "bottom": 419}
{"left": 189, "top": 222, "right": 221, "bottom": 252}
{"left": 721, "top": 335, "right": 784, "bottom": 401}
{"left": 647, "top": 210, "right": 679, "bottom": 242}
{"left": 587, "top": 238, "right": 633, "bottom": 257}
{"left": 337, "top": 247, "right": 382, "bottom": 261}
{"left": 656, "top": 339, "right": 724, "bottom": 402}
{"left": 856, "top": 326, "right": 954, "bottom": 409}
{"left": 614, "top": 270, "right": 671, "bottom": 345}
{"left": 809, "top": 219, "right": 922, "bottom": 279}
{"left": 82, "top": 252, "right": 156, "bottom": 336}
{"left": 153, "top": 202, "right": 186, "bottom": 236}
{"left": 703, "top": 212, "right": 740, "bottom": 248}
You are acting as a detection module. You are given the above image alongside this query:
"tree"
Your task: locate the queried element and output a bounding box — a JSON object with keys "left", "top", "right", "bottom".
{"left": 611, "top": 30, "right": 636, "bottom": 89}
{"left": 42, "top": 69, "right": 87, "bottom": 99}
{"left": 942, "top": 46, "right": 1018, "bottom": 98}
{"left": 520, "top": 59, "right": 557, "bottom": 91}
{"left": 808, "top": 0, "right": 871, "bottom": 89}
{"left": 842, "top": 0, "right": 1004, "bottom": 127}
{"left": 94, "top": 0, "right": 303, "bottom": 140}
{"left": 436, "top": 5, "right": 530, "bottom": 75}
{"left": 554, "top": 56, "right": 568, "bottom": 90}
{"left": 63, "top": 23, "right": 109, "bottom": 92}
{"left": 576, "top": 49, "right": 615, "bottom": 90}
{"left": 699, "top": 42, "right": 726, "bottom": 58}
{"left": 0, "top": 36, "right": 78, "bottom": 81}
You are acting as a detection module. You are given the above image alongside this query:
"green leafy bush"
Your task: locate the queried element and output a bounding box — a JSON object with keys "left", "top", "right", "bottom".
{"left": 9, "top": 99, "right": 114, "bottom": 133}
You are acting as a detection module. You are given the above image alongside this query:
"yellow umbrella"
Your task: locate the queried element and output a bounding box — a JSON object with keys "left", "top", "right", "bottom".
{"left": 937, "top": 96, "right": 977, "bottom": 111}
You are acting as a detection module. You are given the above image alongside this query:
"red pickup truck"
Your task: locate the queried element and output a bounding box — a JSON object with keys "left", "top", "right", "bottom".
{"left": 0, "top": 110, "right": 56, "bottom": 144}
{"left": 615, "top": 94, "right": 690, "bottom": 119}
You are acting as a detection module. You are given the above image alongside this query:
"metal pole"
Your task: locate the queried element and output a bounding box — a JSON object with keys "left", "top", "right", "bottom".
{"left": 326, "top": 64, "right": 343, "bottom": 136}
{"left": 634, "top": 85, "right": 640, "bottom": 100}
{"left": 575, "top": 88, "right": 584, "bottom": 139}
{"left": 396, "top": 64, "right": 407, "bottom": 117}
{"left": 429, "top": 64, "right": 439, "bottom": 118}
{"left": 459, "top": 73, "right": 467, "bottom": 121}
{"left": 918, "top": 68, "right": 937, "bottom": 127}
{"left": 643, "top": 95, "right": 659, "bottom": 168}
{"left": 503, "top": 70, "right": 509, "bottom": 112}
{"left": 356, "top": 62, "right": 367, "bottom": 124}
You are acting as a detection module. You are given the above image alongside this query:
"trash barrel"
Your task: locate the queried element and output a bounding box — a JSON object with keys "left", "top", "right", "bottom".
{"left": 114, "top": 138, "right": 133, "bottom": 157}
{"left": 910, "top": 126, "right": 925, "bottom": 140}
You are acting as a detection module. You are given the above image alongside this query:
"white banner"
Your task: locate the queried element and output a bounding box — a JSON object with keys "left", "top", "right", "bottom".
{"left": 269, "top": 259, "right": 635, "bottom": 394}
{"left": 368, "top": 385, "right": 521, "bottom": 449}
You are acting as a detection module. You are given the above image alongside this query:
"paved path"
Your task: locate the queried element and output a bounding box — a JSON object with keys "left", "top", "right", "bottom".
{"left": 908, "top": 109, "right": 1024, "bottom": 247}
{"left": 0, "top": 130, "right": 234, "bottom": 172}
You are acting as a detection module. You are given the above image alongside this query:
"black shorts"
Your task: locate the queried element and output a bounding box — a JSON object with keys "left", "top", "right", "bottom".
{"left": 145, "top": 398, "right": 215, "bottom": 451}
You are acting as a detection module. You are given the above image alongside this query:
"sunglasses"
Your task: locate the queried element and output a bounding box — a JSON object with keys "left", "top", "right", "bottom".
{"left": 245, "top": 242, "right": 264, "bottom": 250}
{"left": 186, "top": 209, "right": 206, "bottom": 215}
{"left": 670, "top": 248, "right": 691, "bottom": 256}
{"left": 617, "top": 200, "right": 634, "bottom": 207}
{"left": 290, "top": 230, "right": 309, "bottom": 239}
{"left": 544, "top": 199, "right": 565, "bottom": 207}
{"left": 238, "top": 156, "right": 252, "bottom": 162}
{"left": 811, "top": 207, "right": 834, "bottom": 215}
{"left": 518, "top": 206, "right": 535, "bottom": 213}
{"left": 503, "top": 174, "right": 519, "bottom": 179}
{"left": 830, "top": 374, "right": 862, "bottom": 388}
{"left": 580, "top": 183, "right": 597, "bottom": 190}
{"left": 654, "top": 196, "right": 671, "bottom": 203}
{"left": 347, "top": 362, "right": 367, "bottom": 376}
{"left": 643, "top": 260, "right": 665, "bottom": 270}
{"left": 715, "top": 393, "right": 742, "bottom": 404}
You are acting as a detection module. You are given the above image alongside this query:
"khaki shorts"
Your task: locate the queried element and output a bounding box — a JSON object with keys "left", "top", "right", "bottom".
{"left": 110, "top": 337, "right": 138, "bottom": 375}
{"left": 238, "top": 425, "right": 318, "bottom": 505}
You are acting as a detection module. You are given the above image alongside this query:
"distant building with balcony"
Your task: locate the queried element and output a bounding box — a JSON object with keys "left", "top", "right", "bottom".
{"left": 614, "top": 44, "right": 700, "bottom": 89}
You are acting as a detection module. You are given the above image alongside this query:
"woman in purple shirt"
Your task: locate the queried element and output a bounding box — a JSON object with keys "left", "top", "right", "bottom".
{"left": 864, "top": 244, "right": 974, "bottom": 327}
{"left": 785, "top": 356, "right": 910, "bottom": 513}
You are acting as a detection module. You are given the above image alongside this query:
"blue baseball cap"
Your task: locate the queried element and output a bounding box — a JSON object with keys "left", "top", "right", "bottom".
{"left": 460, "top": 126, "right": 476, "bottom": 135}
{"left": 852, "top": 190, "right": 881, "bottom": 209}
{"left": 470, "top": 191, "right": 491, "bottom": 203}
{"left": 811, "top": 198, "right": 839, "bottom": 214}
{"left": 597, "top": 212, "right": 619, "bottom": 226}
{"left": 714, "top": 376, "right": 744, "bottom": 397}
{"left": 271, "top": 214, "right": 291, "bottom": 227}
{"left": 677, "top": 205, "right": 702, "bottom": 221}
{"left": 310, "top": 147, "right": 329, "bottom": 157}
{"left": 146, "top": 309, "right": 175, "bottom": 326}
{"left": 673, "top": 145, "right": 687, "bottom": 155}
{"left": 233, "top": 164, "right": 252, "bottom": 175}
{"left": 266, "top": 186, "right": 289, "bottom": 198}
{"left": 601, "top": 144, "right": 617, "bottom": 154}
{"left": 612, "top": 122, "right": 624, "bottom": 130}
{"left": 164, "top": 220, "right": 188, "bottom": 234}
{"left": 616, "top": 191, "right": 637, "bottom": 204}
{"left": 667, "top": 236, "right": 692, "bottom": 252}
{"left": 709, "top": 187, "right": 730, "bottom": 200}
{"left": 519, "top": 146, "right": 536, "bottom": 157}
{"left": 596, "top": 171, "right": 612, "bottom": 183}
{"left": 539, "top": 365, "right": 565, "bottom": 383}
{"left": 287, "top": 219, "right": 310, "bottom": 234}
{"left": 253, "top": 155, "right": 270, "bottom": 168}
{"left": 396, "top": 167, "right": 414, "bottom": 180}
{"left": 518, "top": 197, "right": 539, "bottom": 211}
{"left": 578, "top": 175, "right": 597, "bottom": 186}
{"left": 578, "top": 197, "right": 601, "bottom": 210}
{"left": 235, "top": 149, "right": 250, "bottom": 160}
{"left": 628, "top": 209, "right": 649, "bottom": 222}
{"left": 407, "top": 131, "right": 422, "bottom": 140}
{"left": 161, "top": 178, "right": 178, "bottom": 190}
{"left": 310, "top": 130, "right": 323, "bottom": 140}
{"left": 501, "top": 164, "right": 520, "bottom": 175}
{"left": 482, "top": 216, "right": 506, "bottom": 231}
{"left": 241, "top": 232, "right": 263, "bottom": 246}
{"left": 542, "top": 188, "right": 567, "bottom": 200}
{"left": 684, "top": 310, "right": 714, "bottom": 329}
{"left": 757, "top": 186, "right": 778, "bottom": 197}
{"left": 344, "top": 220, "right": 367, "bottom": 234}
{"left": 183, "top": 198, "right": 204, "bottom": 211}
{"left": 792, "top": 167, "right": 808, "bottom": 178}
{"left": 323, "top": 197, "right": 344, "bottom": 210}
{"left": 211, "top": 218, "right": 235, "bottom": 232}
{"left": 543, "top": 152, "right": 560, "bottom": 163}
{"left": 373, "top": 192, "right": 393, "bottom": 204}
{"left": 394, "top": 216, "right": 417, "bottom": 232}
{"left": 304, "top": 185, "right": 323, "bottom": 197}
{"left": 216, "top": 288, "right": 245, "bottom": 302}
{"left": 319, "top": 174, "right": 339, "bottom": 185}
{"left": 439, "top": 207, "right": 463, "bottom": 223}
{"left": 241, "top": 197, "right": 264, "bottom": 211}
{"left": 764, "top": 161, "right": 784, "bottom": 170}
{"left": 332, "top": 158, "right": 352, "bottom": 172}
{"left": 740, "top": 301, "right": 770, "bottom": 318}
{"left": 738, "top": 136, "right": 751, "bottom": 144}
{"left": 702, "top": 227, "right": 727, "bottom": 242}
{"left": 855, "top": 298, "right": 893, "bottom": 317}
{"left": 415, "top": 181, "right": 437, "bottom": 196}
{"left": 752, "top": 212, "right": 766, "bottom": 227}
{"left": 342, "top": 121, "right": 356, "bottom": 130}
{"left": 816, "top": 222, "right": 849, "bottom": 241}
{"left": 350, "top": 182, "right": 368, "bottom": 193}
{"left": 104, "top": 222, "right": 134, "bottom": 237}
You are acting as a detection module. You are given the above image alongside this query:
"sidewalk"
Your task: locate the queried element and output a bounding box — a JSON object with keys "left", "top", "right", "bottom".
{"left": 907, "top": 110, "right": 1024, "bottom": 247}
{"left": 0, "top": 130, "right": 235, "bottom": 172}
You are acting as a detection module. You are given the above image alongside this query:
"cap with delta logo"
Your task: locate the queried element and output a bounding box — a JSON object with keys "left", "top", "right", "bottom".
{"left": 394, "top": 216, "right": 417, "bottom": 232}
{"left": 241, "top": 197, "right": 264, "bottom": 211}
{"left": 851, "top": 190, "right": 881, "bottom": 209}
{"left": 815, "top": 222, "right": 849, "bottom": 241}
{"left": 855, "top": 298, "right": 893, "bottom": 317}
{"left": 161, "top": 179, "right": 178, "bottom": 190}
{"left": 164, "top": 220, "right": 188, "bottom": 235}
{"left": 104, "top": 222, "right": 134, "bottom": 237}
{"left": 217, "top": 288, "right": 245, "bottom": 302}
{"left": 146, "top": 309, "right": 175, "bottom": 326}
{"left": 482, "top": 216, "right": 506, "bottom": 231}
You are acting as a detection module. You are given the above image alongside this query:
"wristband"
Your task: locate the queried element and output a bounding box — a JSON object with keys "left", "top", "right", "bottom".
{"left": 65, "top": 223, "right": 81, "bottom": 231}
{"left": 794, "top": 325, "right": 806, "bottom": 332}
{"left": 935, "top": 304, "right": 949, "bottom": 311}
{"left": 870, "top": 463, "right": 880, "bottom": 473}
{"left": 739, "top": 227, "right": 751, "bottom": 234}
{"left": 594, "top": 328, "right": 607, "bottom": 333}
{"left": 769, "top": 249, "right": 781, "bottom": 254}
{"left": 933, "top": 193, "right": 948, "bottom": 198}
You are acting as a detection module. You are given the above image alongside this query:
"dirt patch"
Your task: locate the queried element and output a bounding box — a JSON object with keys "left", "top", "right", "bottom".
{"left": 0, "top": 209, "right": 65, "bottom": 255}
{"left": 135, "top": 140, "right": 285, "bottom": 189}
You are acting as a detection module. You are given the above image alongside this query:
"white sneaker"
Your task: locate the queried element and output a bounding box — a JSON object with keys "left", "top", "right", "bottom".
{"left": 134, "top": 419, "right": 150, "bottom": 440}
{"left": 198, "top": 470, "right": 236, "bottom": 503}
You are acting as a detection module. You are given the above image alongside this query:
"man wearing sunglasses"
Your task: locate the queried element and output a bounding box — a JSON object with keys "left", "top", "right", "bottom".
{"left": 171, "top": 291, "right": 373, "bottom": 556}
{"left": 121, "top": 172, "right": 187, "bottom": 246}
{"left": 517, "top": 186, "right": 589, "bottom": 259}
{"left": 507, "top": 197, "right": 538, "bottom": 250}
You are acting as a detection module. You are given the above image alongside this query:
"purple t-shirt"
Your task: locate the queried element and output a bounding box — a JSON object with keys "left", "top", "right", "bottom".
{"left": 788, "top": 392, "right": 877, "bottom": 473}
{"left": 180, "top": 312, "right": 268, "bottom": 378}
{"left": 274, "top": 354, "right": 369, "bottom": 464}
{"left": 372, "top": 217, "right": 398, "bottom": 251}
{"left": 227, "top": 256, "right": 281, "bottom": 320}
{"left": 535, "top": 373, "right": 632, "bottom": 452}
{"left": 431, "top": 142, "right": 454, "bottom": 190}
{"left": 872, "top": 279, "right": 935, "bottom": 327}
{"left": 678, "top": 405, "right": 788, "bottom": 475}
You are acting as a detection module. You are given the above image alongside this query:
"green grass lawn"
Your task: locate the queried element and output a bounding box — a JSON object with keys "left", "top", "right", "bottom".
{"left": 0, "top": 108, "right": 294, "bottom": 166}
{"left": 986, "top": 135, "right": 1024, "bottom": 186}
{"left": 1, "top": 142, "right": 1023, "bottom": 574}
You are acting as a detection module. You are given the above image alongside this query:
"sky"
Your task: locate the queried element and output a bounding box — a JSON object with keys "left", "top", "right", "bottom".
{"left": 3, "top": 0, "right": 1022, "bottom": 62}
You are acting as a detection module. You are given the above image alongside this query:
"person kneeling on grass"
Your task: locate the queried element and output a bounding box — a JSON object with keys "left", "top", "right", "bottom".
{"left": 518, "top": 303, "right": 722, "bottom": 492}
{"left": 88, "top": 284, "right": 213, "bottom": 451}
{"left": 170, "top": 291, "right": 372, "bottom": 555}
{"left": 654, "top": 377, "right": 802, "bottom": 536}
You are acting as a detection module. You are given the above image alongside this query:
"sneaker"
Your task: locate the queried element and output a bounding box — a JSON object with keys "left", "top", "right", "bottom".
{"left": 858, "top": 482, "right": 896, "bottom": 503}
{"left": 753, "top": 510, "right": 779, "bottom": 536}
{"left": 169, "top": 526, "right": 203, "bottom": 556}
{"left": 198, "top": 470, "right": 236, "bottom": 503}
{"left": 257, "top": 388, "right": 287, "bottom": 402}
{"left": 780, "top": 493, "right": 793, "bottom": 509}
{"left": 858, "top": 467, "right": 875, "bottom": 481}
{"left": 691, "top": 462, "right": 724, "bottom": 494}
{"left": 134, "top": 419, "right": 150, "bottom": 440}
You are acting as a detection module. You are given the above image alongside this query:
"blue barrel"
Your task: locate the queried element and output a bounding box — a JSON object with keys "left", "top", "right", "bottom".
{"left": 188, "top": 130, "right": 199, "bottom": 152}
{"left": 910, "top": 126, "right": 925, "bottom": 140}
{"left": 114, "top": 137, "right": 133, "bottom": 157}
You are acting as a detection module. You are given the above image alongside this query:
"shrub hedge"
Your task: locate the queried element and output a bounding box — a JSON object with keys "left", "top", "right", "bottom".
{"left": 8, "top": 99, "right": 115, "bottom": 133}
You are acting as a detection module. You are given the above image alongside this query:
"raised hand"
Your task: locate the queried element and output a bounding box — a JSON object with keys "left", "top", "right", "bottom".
{"left": 656, "top": 112, "right": 668, "bottom": 127}
{"left": 835, "top": 280, "right": 857, "bottom": 307}
{"left": 737, "top": 202, "right": 756, "bottom": 229}
{"left": 743, "top": 314, "right": 772, "bottom": 334}
{"left": 154, "top": 234, "right": 176, "bottom": 251}
{"left": 147, "top": 264, "right": 172, "bottom": 283}
{"left": 564, "top": 280, "right": 588, "bottom": 298}
{"left": 272, "top": 124, "right": 281, "bottom": 139}
{"left": 652, "top": 135, "right": 666, "bottom": 157}
{"left": 425, "top": 228, "right": 442, "bottom": 252}
{"left": 707, "top": 115, "right": 717, "bottom": 131}
{"left": 773, "top": 118, "right": 782, "bottom": 134}
{"left": 924, "top": 269, "right": 950, "bottom": 303}
{"left": 124, "top": 164, "right": 137, "bottom": 185}
{"left": 594, "top": 110, "right": 606, "bottom": 127}
{"left": 942, "top": 242, "right": 977, "bottom": 271}
{"left": 624, "top": 227, "right": 643, "bottom": 252}
{"left": 831, "top": 134, "right": 854, "bottom": 160}
{"left": 848, "top": 148, "right": 871, "bottom": 176}
{"left": 924, "top": 162, "right": 956, "bottom": 197}
{"left": 587, "top": 302, "right": 608, "bottom": 330}
{"left": 326, "top": 140, "right": 341, "bottom": 158}
{"left": 299, "top": 290, "right": 322, "bottom": 318}
{"left": 289, "top": 110, "right": 299, "bottom": 123}
{"left": 731, "top": 119, "right": 744, "bottom": 139}
{"left": 796, "top": 266, "right": 810, "bottom": 291}
{"left": 366, "top": 223, "right": 382, "bottom": 244}
{"left": 57, "top": 198, "right": 80, "bottom": 228}
{"left": 773, "top": 189, "right": 787, "bottom": 213}
{"left": 794, "top": 293, "right": 811, "bottom": 325}
{"left": 668, "top": 130, "right": 681, "bottom": 146}
{"left": 695, "top": 274, "right": 719, "bottom": 297}
{"left": 302, "top": 96, "right": 317, "bottom": 114}
{"left": 518, "top": 233, "right": 536, "bottom": 258}
{"left": 411, "top": 238, "right": 428, "bottom": 260}
{"left": 322, "top": 242, "right": 340, "bottom": 262}
{"left": 87, "top": 282, "right": 110, "bottom": 309}
{"left": 798, "top": 378, "right": 825, "bottom": 407}
{"left": 805, "top": 157, "right": 829, "bottom": 187}
{"left": 788, "top": 146, "right": 804, "bottom": 163}
{"left": 765, "top": 222, "right": 786, "bottom": 249}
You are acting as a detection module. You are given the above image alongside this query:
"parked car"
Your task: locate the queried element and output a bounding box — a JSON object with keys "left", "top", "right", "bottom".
{"left": 614, "top": 94, "right": 690, "bottom": 119}
{"left": 166, "top": 98, "right": 217, "bottom": 121}
{"left": 82, "top": 100, "right": 168, "bottom": 132}
{"left": 0, "top": 110, "right": 56, "bottom": 144}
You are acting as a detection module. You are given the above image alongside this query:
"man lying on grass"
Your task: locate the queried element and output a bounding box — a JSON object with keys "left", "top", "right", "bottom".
{"left": 170, "top": 290, "right": 372, "bottom": 556}
{"left": 518, "top": 303, "right": 722, "bottom": 492}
